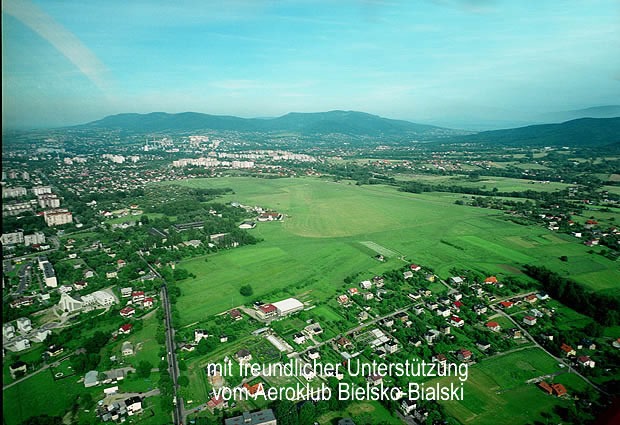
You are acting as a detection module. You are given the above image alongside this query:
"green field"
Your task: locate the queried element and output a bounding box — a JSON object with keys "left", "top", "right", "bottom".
{"left": 428, "top": 348, "right": 573, "bottom": 425}
{"left": 167, "top": 177, "right": 619, "bottom": 324}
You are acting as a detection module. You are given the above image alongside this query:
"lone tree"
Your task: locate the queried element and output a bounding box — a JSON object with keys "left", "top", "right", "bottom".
{"left": 239, "top": 284, "right": 253, "bottom": 297}
{"left": 137, "top": 360, "right": 153, "bottom": 378}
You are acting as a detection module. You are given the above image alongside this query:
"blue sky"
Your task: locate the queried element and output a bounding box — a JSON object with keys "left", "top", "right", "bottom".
{"left": 2, "top": 0, "right": 619, "bottom": 129}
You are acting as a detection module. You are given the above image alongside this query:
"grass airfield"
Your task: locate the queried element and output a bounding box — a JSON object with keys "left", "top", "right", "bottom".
{"left": 169, "top": 177, "right": 619, "bottom": 324}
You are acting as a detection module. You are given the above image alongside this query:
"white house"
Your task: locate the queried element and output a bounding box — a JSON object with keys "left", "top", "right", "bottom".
{"left": 14, "top": 337, "right": 30, "bottom": 351}
{"left": 16, "top": 317, "right": 32, "bottom": 333}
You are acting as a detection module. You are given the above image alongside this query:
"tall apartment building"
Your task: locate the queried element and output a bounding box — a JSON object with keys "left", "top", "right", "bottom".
{"left": 2, "top": 187, "right": 27, "bottom": 198}
{"left": 44, "top": 209, "right": 73, "bottom": 226}
{"left": 1, "top": 231, "right": 25, "bottom": 245}
{"left": 24, "top": 232, "right": 46, "bottom": 246}
{"left": 38, "top": 194, "right": 61, "bottom": 208}
{"left": 32, "top": 186, "right": 52, "bottom": 196}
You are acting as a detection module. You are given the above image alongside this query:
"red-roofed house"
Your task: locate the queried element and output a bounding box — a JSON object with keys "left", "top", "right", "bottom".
{"left": 337, "top": 295, "right": 350, "bottom": 305}
{"left": 348, "top": 288, "right": 359, "bottom": 296}
{"left": 457, "top": 349, "right": 472, "bottom": 362}
{"left": 229, "top": 309, "right": 243, "bottom": 321}
{"left": 500, "top": 301, "right": 513, "bottom": 309}
{"left": 525, "top": 294, "right": 537, "bottom": 303}
{"left": 257, "top": 304, "right": 277, "bottom": 319}
{"left": 118, "top": 324, "right": 133, "bottom": 334}
{"left": 552, "top": 383, "right": 567, "bottom": 396}
{"left": 560, "top": 343, "right": 576, "bottom": 357}
{"left": 143, "top": 297, "right": 154, "bottom": 308}
{"left": 523, "top": 315, "right": 537, "bottom": 326}
{"left": 207, "top": 396, "right": 228, "bottom": 410}
{"left": 486, "top": 321, "right": 501, "bottom": 332}
{"left": 538, "top": 381, "right": 553, "bottom": 395}
{"left": 410, "top": 265, "right": 422, "bottom": 271}
{"left": 577, "top": 355, "right": 595, "bottom": 368}
{"left": 243, "top": 382, "right": 264, "bottom": 396}
{"left": 120, "top": 306, "right": 135, "bottom": 318}
{"left": 117, "top": 259, "right": 126, "bottom": 268}
{"left": 484, "top": 276, "right": 498, "bottom": 284}
{"left": 450, "top": 316, "right": 464, "bottom": 328}
{"left": 452, "top": 301, "right": 464, "bottom": 311}
{"left": 132, "top": 291, "right": 145, "bottom": 303}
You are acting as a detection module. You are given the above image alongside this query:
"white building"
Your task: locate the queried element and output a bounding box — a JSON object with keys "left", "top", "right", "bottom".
{"left": 1, "top": 231, "right": 24, "bottom": 245}
{"left": 59, "top": 293, "right": 83, "bottom": 313}
{"left": 14, "top": 337, "right": 30, "bottom": 352}
{"left": 42, "top": 262, "right": 57, "bottom": 288}
{"left": 32, "top": 186, "right": 52, "bottom": 196}
{"left": 31, "top": 329, "right": 52, "bottom": 343}
{"left": 272, "top": 298, "right": 304, "bottom": 316}
{"left": 16, "top": 317, "right": 32, "bottom": 333}
{"left": 24, "top": 232, "right": 46, "bottom": 246}
{"left": 2, "top": 186, "right": 27, "bottom": 198}
{"left": 44, "top": 209, "right": 73, "bottom": 226}
{"left": 38, "top": 194, "right": 61, "bottom": 208}
{"left": 3, "top": 323, "right": 15, "bottom": 339}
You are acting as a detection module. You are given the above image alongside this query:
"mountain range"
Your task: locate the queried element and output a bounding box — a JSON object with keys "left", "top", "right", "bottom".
{"left": 451, "top": 117, "right": 620, "bottom": 147}
{"left": 81, "top": 110, "right": 460, "bottom": 138}
{"left": 80, "top": 110, "right": 620, "bottom": 147}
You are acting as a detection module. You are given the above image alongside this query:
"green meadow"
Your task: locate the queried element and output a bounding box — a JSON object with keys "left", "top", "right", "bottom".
{"left": 427, "top": 348, "right": 571, "bottom": 425}
{"left": 168, "top": 177, "right": 619, "bottom": 323}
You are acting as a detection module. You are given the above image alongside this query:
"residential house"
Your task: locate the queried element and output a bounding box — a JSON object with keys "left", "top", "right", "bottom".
{"left": 403, "top": 271, "right": 413, "bottom": 279}
{"left": 121, "top": 287, "right": 132, "bottom": 298}
{"left": 121, "top": 341, "right": 134, "bottom": 356}
{"left": 132, "top": 291, "right": 145, "bottom": 303}
{"left": 366, "top": 374, "right": 384, "bottom": 386}
{"left": 449, "top": 276, "right": 464, "bottom": 285}
{"left": 486, "top": 321, "right": 501, "bottom": 332}
{"left": 577, "top": 356, "right": 595, "bottom": 368}
{"left": 9, "top": 361, "right": 27, "bottom": 379}
{"left": 118, "top": 324, "right": 133, "bottom": 335}
{"left": 523, "top": 315, "right": 537, "bottom": 326}
{"left": 14, "top": 337, "right": 30, "bottom": 351}
{"left": 293, "top": 333, "right": 306, "bottom": 345}
{"left": 477, "top": 341, "right": 491, "bottom": 351}
{"left": 143, "top": 297, "right": 154, "bottom": 308}
{"left": 16, "top": 317, "right": 32, "bottom": 333}
{"left": 308, "top": 349, "right": 320, "bottom": 360}
{"left": 474, "top": 305, "right": 487, "bottom": 315}
{"left": 450, "top": 316, "right": 464, "bottom": 328}
{"left": 229, "top": 309, "right": 243, "bottom": 321}
{"left": 120, "top": 307, "right": 135, "bottom": 318}
{"left": 508, "top": 328, "right": 522, "bottom": 339}
{"left": 235, "top": 349, "right": 252, "bottom": 363}
{"left": 359, "top": 280, "right": 372, "bottom": 290}
{"left": 457, "top": 349, "right": 472, "bottom": 362}
{"left": 561, "top": 343, "right": 576, "bottom": 357}
{"left": 401, "top": 398, "right": 417, "bottom": 415}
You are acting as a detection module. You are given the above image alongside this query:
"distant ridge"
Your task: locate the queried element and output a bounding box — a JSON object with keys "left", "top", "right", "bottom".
{"left": 451, "top": 117, "right": 620, "bottom": 147}
{"left": 78, "top": 110, "right": 463, "bottom": 138}
{"left": 534, "top": 105, "right": 620, "bottom": 123}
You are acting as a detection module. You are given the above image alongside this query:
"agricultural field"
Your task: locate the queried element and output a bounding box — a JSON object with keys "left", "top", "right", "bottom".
{"left": 169, "top": 177, "right": 619, "bottom": 324}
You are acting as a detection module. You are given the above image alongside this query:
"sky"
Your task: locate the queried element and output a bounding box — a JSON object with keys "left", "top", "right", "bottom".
{"left": 2, "top": 0, "right": 620, "bottom": 129}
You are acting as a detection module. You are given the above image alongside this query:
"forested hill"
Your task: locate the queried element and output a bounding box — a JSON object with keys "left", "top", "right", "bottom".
{"left": 78, "top": 110, "right": 462, "bottom": 138}
{"left": 450, "top": 117, "right": 620, "bottom": 147}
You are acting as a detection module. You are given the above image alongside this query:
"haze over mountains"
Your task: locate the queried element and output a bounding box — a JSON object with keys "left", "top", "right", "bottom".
{"left": 80, "top": 108, "right": 620, "bottom": 147}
